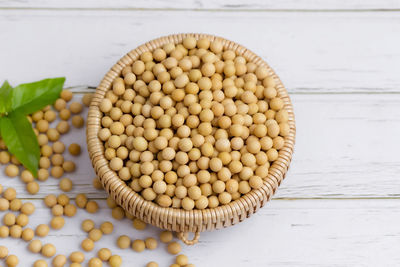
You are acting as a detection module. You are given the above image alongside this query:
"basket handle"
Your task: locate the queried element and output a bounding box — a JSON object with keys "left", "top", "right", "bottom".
{"left": 177, "top": 231, "right": 200, "bottom": 245}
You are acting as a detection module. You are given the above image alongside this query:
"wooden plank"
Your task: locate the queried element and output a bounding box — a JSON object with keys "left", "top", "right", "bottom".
{"left": 0, "top": 0, "right": 399, "bottom": 10}
{"left": 0, "top": 10, "right": 399, "bottom": 93}
{"left": 2, "top": 199, "right": 400, "bottom": 266}
{"left": 1, "top": 93, "right": 399, "bottom": 199}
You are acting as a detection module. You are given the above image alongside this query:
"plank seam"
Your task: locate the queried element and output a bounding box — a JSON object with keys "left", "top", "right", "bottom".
{"left": 1, "top": 7, "right": 400, "bottom": 12}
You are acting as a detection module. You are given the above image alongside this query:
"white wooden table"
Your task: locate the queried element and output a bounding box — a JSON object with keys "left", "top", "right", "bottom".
{"left": 1, "top": 1, "right": 400, "bottom": 266}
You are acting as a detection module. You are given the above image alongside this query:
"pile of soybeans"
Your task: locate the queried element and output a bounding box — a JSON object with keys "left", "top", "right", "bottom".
{"left": 98, "top": 36, "right": 290, "bottom": 211}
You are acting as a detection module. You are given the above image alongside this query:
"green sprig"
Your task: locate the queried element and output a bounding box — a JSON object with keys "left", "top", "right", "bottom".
{"left": 0, "top": 78, "right": 65, "bottom": 176}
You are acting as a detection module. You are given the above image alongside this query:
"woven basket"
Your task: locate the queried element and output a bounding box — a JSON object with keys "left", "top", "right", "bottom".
{"left": 87, "top": 33, "right": 296, "bottom": 245}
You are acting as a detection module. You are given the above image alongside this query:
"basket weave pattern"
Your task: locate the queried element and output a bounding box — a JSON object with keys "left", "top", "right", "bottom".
{"left": 87, "top": 33, "right": 296, "bottom": 245}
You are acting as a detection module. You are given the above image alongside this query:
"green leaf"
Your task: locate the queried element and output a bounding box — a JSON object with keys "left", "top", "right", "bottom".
{"left": 0, "top": 80, "right": 13, "bottom": 113}
{"left": 0, "top": 110, "right": 40, "bottom": 176}
{"left": 11, "top": 77, "right": 65, "bottom": 115}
